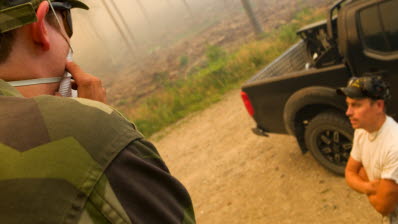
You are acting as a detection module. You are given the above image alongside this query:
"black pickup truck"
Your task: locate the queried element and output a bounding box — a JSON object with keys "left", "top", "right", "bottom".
{"left": 241, "top": 0, "right": 398, "bottom": 175}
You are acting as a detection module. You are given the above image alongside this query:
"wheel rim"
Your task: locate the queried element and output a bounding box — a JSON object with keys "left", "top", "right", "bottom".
{"left": 315, "top": 129, "right": 352, "bottom": 166}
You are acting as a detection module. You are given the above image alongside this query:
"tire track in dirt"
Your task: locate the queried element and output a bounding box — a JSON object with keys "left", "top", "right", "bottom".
{"left": 151, "top": 89, "right": 380, "bottom": 224}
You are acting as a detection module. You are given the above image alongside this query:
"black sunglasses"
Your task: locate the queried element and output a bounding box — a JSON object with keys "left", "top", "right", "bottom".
{"left": 51, "top": 2, "right": 73, "bottom": 37}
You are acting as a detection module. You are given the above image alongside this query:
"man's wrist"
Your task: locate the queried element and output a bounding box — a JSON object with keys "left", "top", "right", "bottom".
{"left": 364, "top": 182, "right": 376, "bottom": 195}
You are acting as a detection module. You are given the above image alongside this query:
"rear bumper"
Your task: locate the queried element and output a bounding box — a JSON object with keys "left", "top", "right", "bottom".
{"left": 251, "top": 126, "right": 269, "bottom": 137}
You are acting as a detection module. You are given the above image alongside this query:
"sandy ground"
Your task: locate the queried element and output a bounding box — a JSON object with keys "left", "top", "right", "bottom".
{"left": 151, "top": 89, "right": 381, "bottom": 224}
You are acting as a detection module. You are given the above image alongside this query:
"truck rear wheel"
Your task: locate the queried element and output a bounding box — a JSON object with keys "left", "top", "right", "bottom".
{"left": 304, "top": 111, "right": 353, "bottom": 176}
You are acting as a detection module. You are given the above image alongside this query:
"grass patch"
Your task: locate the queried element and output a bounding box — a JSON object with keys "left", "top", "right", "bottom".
{"left": 126, "top": 8, "right": 328, "bottom": 137}
{"left": 179, "top": 55, "right": 189, "bottom": 68}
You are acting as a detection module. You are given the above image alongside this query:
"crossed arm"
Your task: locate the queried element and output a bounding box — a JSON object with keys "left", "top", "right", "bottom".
{"left": 345, "top": 156, "right": 398, "bottom": 216}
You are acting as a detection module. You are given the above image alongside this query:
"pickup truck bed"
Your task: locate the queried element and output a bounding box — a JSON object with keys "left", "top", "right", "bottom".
{"left": 246, "top": 41, "right": 307, "bottom": 82}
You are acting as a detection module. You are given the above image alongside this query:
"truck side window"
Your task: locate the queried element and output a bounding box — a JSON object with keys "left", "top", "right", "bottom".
{"left": 359, "top": 0, "right": 398, "bottom": 54}
{"left": 380, "top": 1, "right": 398, "bottom": 51}
{"left": 359, "top": 6, "right": 387, "bottom": 52}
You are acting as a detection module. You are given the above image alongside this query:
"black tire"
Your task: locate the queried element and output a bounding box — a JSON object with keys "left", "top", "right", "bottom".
{"left": 305, "top": 111, "right": 353, "bottom": 176}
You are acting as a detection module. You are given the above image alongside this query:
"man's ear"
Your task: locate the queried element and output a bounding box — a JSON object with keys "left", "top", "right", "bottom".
{"left": 31, "top": 1, "right": 50, "bottom": 51}
{"left": 376, "top": 99, "right": 385, "bottom": 112}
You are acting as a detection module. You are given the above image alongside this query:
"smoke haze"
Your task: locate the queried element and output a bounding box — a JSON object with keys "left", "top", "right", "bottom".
{"left": 69, "top": 0, "right": 333, "bottom": 106}
{"left": 71, "top": 0, "right": 244, "bottom": 76}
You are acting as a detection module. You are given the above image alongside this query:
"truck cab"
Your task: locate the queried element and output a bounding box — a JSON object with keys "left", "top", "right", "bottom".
{"left": 339, "top": 0, "right": 398, "bottom": 116}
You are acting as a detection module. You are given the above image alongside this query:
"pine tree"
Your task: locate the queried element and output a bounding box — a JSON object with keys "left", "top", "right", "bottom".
{"left": 240, "top": 0, "right": 263, "bottom": 36}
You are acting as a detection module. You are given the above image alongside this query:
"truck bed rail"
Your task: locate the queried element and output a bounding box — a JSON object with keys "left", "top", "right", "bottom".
{"left": 246, "top": 40, "right": 308, "bottom": 83}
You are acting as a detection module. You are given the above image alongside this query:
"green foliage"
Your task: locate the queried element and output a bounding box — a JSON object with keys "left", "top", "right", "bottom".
{"left": 117, "top": 99, "right": 128, "bottom": 106}
{"left": 179, "top": 55, "right": 189, "bottom": 68}
{"left": 206, "top": 45, "right": 226, "bottom": 62}
{"left": 153, "top": 71, "right": 170, "bottom": 86}
{"left": 248, "top": 46, "right": 267, "bottom": 68}
{"left": 294, "top": 7, "right": 327, "bottom": 24}
{"left": 294, "top": 7, "right": 312, "bottom": 20}
{"left": 126, "top": 8, "right": 328, "bottom": 137}
{"left": 278, "top": 23, "right": 300, "bottom": 44}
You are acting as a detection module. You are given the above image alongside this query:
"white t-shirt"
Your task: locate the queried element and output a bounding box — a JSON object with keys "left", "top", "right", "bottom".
{"left": 351, "top": 116, "right": 398, "bottom": 223}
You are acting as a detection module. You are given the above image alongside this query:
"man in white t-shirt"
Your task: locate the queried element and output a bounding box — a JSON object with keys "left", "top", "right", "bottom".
{"left": 337, "top": 76, "right": 398, "bottom": 223}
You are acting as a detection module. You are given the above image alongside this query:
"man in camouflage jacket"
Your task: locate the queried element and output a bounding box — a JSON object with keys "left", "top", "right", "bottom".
{"left": 0, "top": 1, "right": 195, "bottom": 223}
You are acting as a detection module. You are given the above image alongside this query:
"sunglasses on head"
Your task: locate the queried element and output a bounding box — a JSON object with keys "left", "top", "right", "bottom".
{"left": 50, "top": 1, "right": 73, "bottom": 37}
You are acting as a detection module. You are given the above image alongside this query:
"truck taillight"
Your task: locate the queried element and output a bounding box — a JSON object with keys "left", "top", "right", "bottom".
{"left": 240, "top": 91, "right": 254, "bottom": 117}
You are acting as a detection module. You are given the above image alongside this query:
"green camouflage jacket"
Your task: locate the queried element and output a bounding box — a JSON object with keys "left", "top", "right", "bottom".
{"left": 0, "top": 80, "right": 195, "bottom": 224}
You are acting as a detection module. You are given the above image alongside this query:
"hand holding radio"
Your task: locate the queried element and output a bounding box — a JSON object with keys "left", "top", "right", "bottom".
{"left": 58, "top": 50, "right": 77, "bottom": 97}
{"left": 66, "top": 61, "right": 107, "bottom": 103}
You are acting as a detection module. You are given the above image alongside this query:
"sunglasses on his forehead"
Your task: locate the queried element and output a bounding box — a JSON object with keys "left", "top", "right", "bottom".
{"left": 50, "top": 1, "right": 73, "bottom": 37}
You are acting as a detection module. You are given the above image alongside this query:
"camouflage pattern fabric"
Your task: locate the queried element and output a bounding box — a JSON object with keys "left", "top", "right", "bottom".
{"left": 0, "top": 80, "right": 141, "bottom": 223}
{"left": 0, "top": 0, "right": 88, "bottom": 33}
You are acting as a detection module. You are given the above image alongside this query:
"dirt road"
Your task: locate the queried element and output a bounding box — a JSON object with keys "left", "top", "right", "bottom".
{"left": 151, "top": 89, "right": 381, "bottom": 224}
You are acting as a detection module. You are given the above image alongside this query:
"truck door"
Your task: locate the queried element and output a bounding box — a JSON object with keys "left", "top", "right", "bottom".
{"left": 357, "top": 0, "right": 398, "bottom": 118}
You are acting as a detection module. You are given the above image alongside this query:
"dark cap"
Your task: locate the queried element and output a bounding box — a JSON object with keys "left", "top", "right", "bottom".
{"left": 336, "top": 76, "right": 391, "bottom": 101}
{"left": 0, "top": 0, "right": 88, "bottom": 33}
